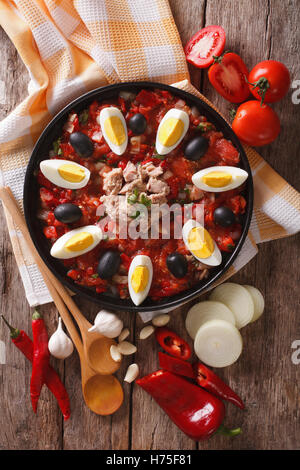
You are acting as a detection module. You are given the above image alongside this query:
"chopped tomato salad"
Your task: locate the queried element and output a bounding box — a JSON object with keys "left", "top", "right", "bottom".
{"left": 36, "top": 88, "right": 247, "bottom": 302}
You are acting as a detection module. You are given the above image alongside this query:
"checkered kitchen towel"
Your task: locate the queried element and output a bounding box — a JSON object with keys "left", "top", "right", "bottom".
{"left": 0, "top": 0, "right": 299, "bottom": 314}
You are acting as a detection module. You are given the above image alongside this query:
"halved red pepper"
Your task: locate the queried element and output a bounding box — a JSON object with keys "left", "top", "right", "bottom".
{"left": 195, "top": 363, "right": 245, "bottom": 410}
{"left": 136, "top": 370, "right": 241, "bottom": 441}
{"left": 158, "top": 352, "right": 195, "bottom": 378}
{"left": 155, "top": 327, "right": 191, "bottom": 360}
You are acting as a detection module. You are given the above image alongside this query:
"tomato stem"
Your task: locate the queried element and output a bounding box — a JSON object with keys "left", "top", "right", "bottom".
{"left": 212, "top": 50, "right": 231, "bottom": 64}
{"left": 247, "top": 76, "right": 270, "bottom": 106}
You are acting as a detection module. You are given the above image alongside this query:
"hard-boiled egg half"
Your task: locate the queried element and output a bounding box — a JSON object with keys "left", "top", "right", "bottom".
{"left": 182, "top": 219, "right": 222, "bottom": 266}
{"left": 192, "top": 166, "right": 248, "bottom": 193}
{"left": 50, "top": 225, "right": 102, "bottom": 259}
{"left": 97, "top": 107, "right": 128, "bottom": 155}
{"left": 155, "top": 108, "right": 189, "bottom": 155}
{"left": 128, "top": 255, "right": 153, "bottom": 306}
{"left": 40, "top": 159, "right": 90, "bottom": 189}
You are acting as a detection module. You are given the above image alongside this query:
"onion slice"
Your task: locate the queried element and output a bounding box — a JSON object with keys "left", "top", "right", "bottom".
{"left": 194, "top": 319, "right": 243, "bottom": 368}
{"left": 185, "top": 300, "right": 236, "bottom": 339}
{"left": 244, "top": 285, "right": 265, "bottom": 322}
{"left": 209, "top": 283, "right": 254, "bottom": 329}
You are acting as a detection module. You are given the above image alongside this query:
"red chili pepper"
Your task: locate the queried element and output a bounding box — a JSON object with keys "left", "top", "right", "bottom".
{"left": 1, "top": 315, "right": 70, "bottom": 420}
{"left": 30, "top": 311, "right": 51, "bottom": 413}
{"left": 158, "top": 352, "right": 195, "bottom": 379}
{"left": 155, "top": 327, "right": 191, "bottom": 360}
{"left": 195, "top": 363, "right": 245, "bottom": 410}
{"left": 136, "top": 370, "right": 241, "bottom": 441}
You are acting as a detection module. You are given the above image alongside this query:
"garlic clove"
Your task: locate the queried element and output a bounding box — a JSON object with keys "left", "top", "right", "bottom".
{"left": 110, "top": 344, "right": 122, "bottom": 362}
{"left": 88, "top": 310, "right": 123, "bottom": 338}
{"left": 152, "top": 314, "right": 170, "bottom": 327}
{"left": 118, "top": 328, "right": 130, "bottom": 343}
{"left": 124, "top": 363, "right": 139, "bottom": 383}
{"left": 117, "top": 341, "right": 137, "bottom": 355}
{"left": 139, "top": 325, "right": 155, "bottom": 340}
{"left": 48, "top": 317, "right": 74, "bottom": 360}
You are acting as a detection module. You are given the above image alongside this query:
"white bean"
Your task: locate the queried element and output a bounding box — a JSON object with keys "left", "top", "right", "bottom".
{"left": 118, "top": 328, "right": 130, "bottom": 343}
{"left": 152, "top": 314, "right": 170, "bottom": 327}
{"left": 139, "top": 325, "right": 155, "bottom": 340}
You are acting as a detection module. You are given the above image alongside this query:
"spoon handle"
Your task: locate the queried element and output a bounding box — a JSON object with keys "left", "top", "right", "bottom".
{"left": 0, "top": 186, "right": 84, "bottom": 357}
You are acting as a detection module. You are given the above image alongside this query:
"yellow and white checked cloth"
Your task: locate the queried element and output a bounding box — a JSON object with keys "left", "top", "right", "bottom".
{"left": 0, "top": 0, "right": 299, "bottom": 312}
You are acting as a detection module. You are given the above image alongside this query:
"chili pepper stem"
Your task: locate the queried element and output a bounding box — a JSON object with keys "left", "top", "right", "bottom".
{"left": 216, "top": 424, "right": 242, "bottom": 437}
{"left": 1, "top": 315, "right": 20, "bottom": 339}
{"left": 32, "top": 310, "right": 42, "bottom": 320}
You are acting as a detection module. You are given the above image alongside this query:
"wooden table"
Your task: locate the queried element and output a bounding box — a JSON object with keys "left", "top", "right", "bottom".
{"left": 0, "top": 0, "right": 299, "bottom": 451}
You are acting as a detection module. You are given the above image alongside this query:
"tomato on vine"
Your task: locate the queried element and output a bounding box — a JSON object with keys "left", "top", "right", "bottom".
{"left": 232, "top": 100, "right": 280, "bottom": 147}
{"left": 248, "top": 60, "right": 290, "bottom": 104}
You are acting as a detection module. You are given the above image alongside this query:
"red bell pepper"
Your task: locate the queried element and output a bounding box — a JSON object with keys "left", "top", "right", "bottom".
{"left": 155, "top": 327, "right": 191, "bottom": 361}
{"left": 158, "top": 352, "right": 195, "bottom": 379}
{"left": 195, "top": 363, "right": 245, "bottom": 410}
{"left": 136, "top": 370, "right": 241, "bottom": 441}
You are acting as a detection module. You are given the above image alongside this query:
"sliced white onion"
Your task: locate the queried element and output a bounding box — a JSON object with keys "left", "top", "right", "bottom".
{"left": 185, "top": 300, "right": 236, "bottom": 339}
{"left": 209, "top": 283, "right": 254, "bottom": 329}
{"left": 194, "top": 319, "right": 243, "bottom": 368}
{"left": 244, "top": 285, "right": 265, "bottom": 322}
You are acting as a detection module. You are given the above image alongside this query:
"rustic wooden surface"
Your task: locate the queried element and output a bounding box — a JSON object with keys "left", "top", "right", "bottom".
{"left": 0, "top": 0, "right": 299, "bottom": 450}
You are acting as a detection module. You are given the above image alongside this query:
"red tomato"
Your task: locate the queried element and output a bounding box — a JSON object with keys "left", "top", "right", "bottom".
{"left": 208, "top": 52, "right": 250, "bottom": 103}
{"left": 185, "top": 26, "right": 226, "bottom": 69}
{"left": 248, "top": 60, "right": 290, "bottom": 103}
{"left": 232, "top": 100, "right": 280, "bottom": 147}
{"left": 155, "top": 327, "right": 191, "bottom": 361}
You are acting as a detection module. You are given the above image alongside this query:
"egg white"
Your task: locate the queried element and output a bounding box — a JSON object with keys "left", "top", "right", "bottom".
{"left": 50, "top": 225, "right": 103, "bottom": 259}
{"left": 155, "top": 108, "right": 189, "bottom": 155}
{"left": 192, "top": 166, "right": 248, "bottom": 193}
{"left": 40, "top": 159, "right": 90, "bottom": 189}
{"left": 182, "top": 219, "right": 222, "bottom": 266}
{"left": 97, "top": 107, "right": 128, "bottom": 155}
{"left": 128, "top": 255, "right": 153, "bottom": 306}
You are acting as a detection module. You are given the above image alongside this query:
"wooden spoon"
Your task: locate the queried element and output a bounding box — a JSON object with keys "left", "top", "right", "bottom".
{"left": 0, "top": 187, "right": 124, "bottom": 415}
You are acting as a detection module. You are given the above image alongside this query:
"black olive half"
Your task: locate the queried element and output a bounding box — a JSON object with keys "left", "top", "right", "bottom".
{"left": 166, "top": 253, "right": 188, "bottom": 279}
{"left": 69, "top": 132, "right": 94, "bottom": 158}
{"left": 128, "top": 113, "right": 147, "bottom": 135}
{"left": 97, "top": 250, "right": 121, "bottom": 279}
{"left": 184, "top": 136, "right": 209, "bottom": 161}
{"left": 54, "top": 203, "right": 82, "bottom": 224}
{"left": 213, "top": 206, "right": 236, "bottom": 227}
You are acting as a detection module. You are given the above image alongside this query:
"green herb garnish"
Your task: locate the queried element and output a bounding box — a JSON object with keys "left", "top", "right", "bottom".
{"left": 152, "top": 153, "right": 165, "bottom": 160}
{"left": 79, "top": 109, "right": 89, "bottom": 126}
{"left": 127, "top": 188, "right": 139, "bottom": 205}
{"left": 197, "top": 122, "right": 214, "bottom": 133}
{"left": 91, "top": 274, "right": 99, "bottom": 278}
{"left": 53, "top": 137, "right": 62, "bottom": 155}
{"left": 130, "top": 210, "right": 141, "bottom": 219}
{"left": 140, "top": 193, "right": 151, "bottom": 207}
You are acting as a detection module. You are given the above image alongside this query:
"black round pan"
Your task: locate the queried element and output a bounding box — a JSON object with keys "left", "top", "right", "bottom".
{"left": 24, "top": 82, "right": 253, "bottom": 313}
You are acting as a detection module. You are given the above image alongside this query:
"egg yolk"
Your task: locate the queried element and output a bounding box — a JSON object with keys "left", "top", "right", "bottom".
{"left": 188, "top": 227, "right": 214, "bottom": 259}
{"left": 58, "top": 163, "right": 86, "bottom": 182}
{"left": 65, "top": 232, "right": 94, "bottom": 252}
{"left": 104, "top": 116, "right": 126, "bottom": 146}
{"left": 158, "top": 117, "right": 184, "bottom": 147}
{"left": 201, "top": 171, "right": 232, "bottom": 188}
{"left": 131, "top": 266, "right": 149, "bottom": 293}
